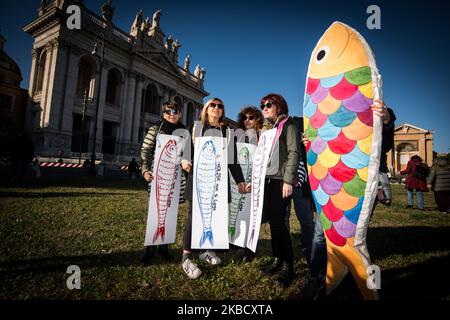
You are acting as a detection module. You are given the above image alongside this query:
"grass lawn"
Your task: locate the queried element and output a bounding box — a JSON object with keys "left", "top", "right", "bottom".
{"left": 0, "top": 178, "right": 449, "bottom": 300}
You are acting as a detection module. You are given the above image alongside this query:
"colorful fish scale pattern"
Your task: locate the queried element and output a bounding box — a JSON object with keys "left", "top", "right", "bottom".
{"left": 304, "top": 66, "right": 374, "bottom": 247}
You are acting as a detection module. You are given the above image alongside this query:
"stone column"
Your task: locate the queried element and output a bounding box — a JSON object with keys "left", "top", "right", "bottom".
{"left": 39, "top": 42, "right": 54, "bottom": 128}
{"left": 40, "top": 39, "right": 68, "bottom": 131}
{"left": 426, "top": 135, "right": 433, "bottom": 166}
{"left": 163, "top": 87, "right": 170, "bottom": 102}
{"left": 118, "top": 72, "right": 129, "bottom": 142}
{"left": 25, "top": 48, "right": 38, "bottom": 132}
{"left": 122, "top": 70, "right": 137, "bottom": 143}
{"left": 60, "top": 47, "right": 80, "bottom": 137}
{"left": 418, "top": 138, "right": 426, "bottom": 164}
{"left": 132, "top": 75, "right": 145, "bottom": 142}
{"left": 181, "top": 98, "right": 188, "bottom": 124}
{"left": 94, "top": 62, "right": 109, "bottom": 154}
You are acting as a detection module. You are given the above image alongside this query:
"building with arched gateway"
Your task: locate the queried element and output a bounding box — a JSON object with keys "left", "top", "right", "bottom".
{"left": 387, "top": 123, "right": 434, "bottom": 177}
{"left": 23, "top": 0, "right": 208, "bottom": 162}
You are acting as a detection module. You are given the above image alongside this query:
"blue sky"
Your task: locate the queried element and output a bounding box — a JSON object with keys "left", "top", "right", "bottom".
{"left": 1, "top": 0, "right": 449, "bottom": 152}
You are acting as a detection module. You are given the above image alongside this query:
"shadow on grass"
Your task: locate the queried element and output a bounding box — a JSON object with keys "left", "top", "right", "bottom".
{"left": 325, "top": 226, "right": 450, "bottom": 300}
{"left": 367, "top": 226, "right": 450, "bottom": 260}
{"left": 327, "top": 254, "right": 450, "bottom": 300}
{"left": 0, "top": 177, "right": 148, "bottom": 191}
{"left": 0, "top": 191, "right": 139, "bottom": 198}
{"left": 0, "top": 248, "right": 179, "bottom": 277}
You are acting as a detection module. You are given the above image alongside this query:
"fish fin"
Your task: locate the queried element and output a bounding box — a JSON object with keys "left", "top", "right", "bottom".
{"left": 152, "top": 226, "right": 165, "bottom": 243}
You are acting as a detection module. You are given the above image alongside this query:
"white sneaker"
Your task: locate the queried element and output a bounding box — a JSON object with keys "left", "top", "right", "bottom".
{"left": 182, "top": 258, "right": 202, "bottom": 279}
{"left": 199, "top": 250, "right": 221, "bottom": 265}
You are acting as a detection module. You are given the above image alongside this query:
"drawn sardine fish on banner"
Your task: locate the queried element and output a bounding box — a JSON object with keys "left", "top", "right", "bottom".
{"left": 246, "top": 129, "right": 277, "bottom": 252}
{"left": 303, "top": 21, "right": 382, "bottom": 299}
{"left": 192, "top": 136, "right": 229, "bottom": 249}
{"left": 229, "top": 143, "right": 256, "bottom": 247}
{"left": 145, "top": 134, "right": 183, "bottom": 246}
{"left": 196, "top": 140, "right": 217, "bottom": 246}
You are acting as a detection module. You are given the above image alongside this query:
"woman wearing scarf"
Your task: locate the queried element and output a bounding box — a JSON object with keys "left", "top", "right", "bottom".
{"left": 140, "top": 101, "right": 186, "bottom": 264}
{"left": 258, "top": 94, "right": 299, "bottom": 287}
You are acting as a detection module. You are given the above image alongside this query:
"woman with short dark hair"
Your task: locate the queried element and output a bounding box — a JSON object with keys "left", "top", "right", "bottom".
{"left": 258, "top": 93, "right": 299, "bottom": 287}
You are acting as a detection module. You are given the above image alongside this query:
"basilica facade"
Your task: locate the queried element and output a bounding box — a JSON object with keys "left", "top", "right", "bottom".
{"left": 23, "top": 0, "right": 208, "bottom": 162}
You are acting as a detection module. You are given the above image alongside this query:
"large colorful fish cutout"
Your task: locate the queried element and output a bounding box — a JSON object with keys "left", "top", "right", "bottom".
{"left": 303, "top": 21, "right": 382, "bottom": 300}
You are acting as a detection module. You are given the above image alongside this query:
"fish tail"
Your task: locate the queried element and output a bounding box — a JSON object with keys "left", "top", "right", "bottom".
{"left": 248, "top": 229, "right": 255, "bottom": 246}
{"left": 326, "top": 240, "right": 378, "bottom": 300}
{"left": 228, "top": 226, "right": 236, "bottom": 238}
{"left": 152, "top": 226, "right": 165, "bottom": 243}
{"left": 200, "top": 230, "right": 214, "bottom": 247}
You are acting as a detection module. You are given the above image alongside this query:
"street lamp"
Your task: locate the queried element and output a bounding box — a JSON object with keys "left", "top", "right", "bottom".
{"left": 78, "top": 87, "right": 89, "bottom": 165}
{"left": 89, "top": 32, "right": 105, "bottom": 176}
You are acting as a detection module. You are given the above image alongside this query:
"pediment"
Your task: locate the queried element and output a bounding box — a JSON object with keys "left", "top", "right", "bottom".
{"left": 135, "top": 50, "right": 180, "bottom": 76}
{"left": 395, "top": 123, "right": 428, "bottom": 134}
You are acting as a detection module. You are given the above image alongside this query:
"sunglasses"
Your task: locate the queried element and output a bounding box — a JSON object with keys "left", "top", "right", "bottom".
{"left": 244, "top": 115, "right": 255, "bottom": 121}
{"left": 260, "top": 102, "right": 274, "bottom": 110}
{"left": 209, "top": 103, "right": 224, "bottom": 110}
{"left": 164, "top": 109, "right": 180, "bottom": 115}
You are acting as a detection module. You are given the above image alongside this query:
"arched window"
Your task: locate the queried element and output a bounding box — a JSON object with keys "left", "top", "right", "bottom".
{"left": 397, "top": 142, "right": 417, "bottom": 153}
{"left": 35, "top": 51, "right": 47, "bottom": 93}
{"left": 143, "top": 83, "right": 160, "bottom": 115}
{"left": 76, "top": 56, "right": 97, "bottom": 98}
{"left": 105, "top": 69, "right": 121, "bottom": 107}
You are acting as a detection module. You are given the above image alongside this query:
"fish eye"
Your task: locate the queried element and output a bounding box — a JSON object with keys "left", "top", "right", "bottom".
{"left": 314, "top": 45, "right": 330, "bottom": 65}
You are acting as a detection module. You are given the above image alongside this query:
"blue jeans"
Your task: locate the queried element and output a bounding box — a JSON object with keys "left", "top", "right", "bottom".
{"left": 310, "top": 213, "right": 327, "bottom": 280}
{"left": 407, "top": 189, "right": 424, "bottom": 209}
{"left": 285, "top": 188, "right": 315, "bottom": 264}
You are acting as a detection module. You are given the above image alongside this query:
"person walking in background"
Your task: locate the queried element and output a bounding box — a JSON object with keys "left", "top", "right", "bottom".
{"left": 400, "top": 155, "right": 429, "bottom": 210}
{"left": 140, "top": 101, "right": 186, "bottom": 265}
{"left": 427, "top": 156, "right": 450, "bottom": 213}
{"left": 128, "top": 158, "right": 140, "bottom": 179}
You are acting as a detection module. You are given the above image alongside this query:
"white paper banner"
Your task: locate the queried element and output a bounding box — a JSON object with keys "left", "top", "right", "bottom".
{"left": 191, "top": 136, "right": 229, "bottom": 249}
{"left": 229, "top": 143, "right": 256, "bottom": 248}
{"left": 144, "top": 134, "right": 183, "bottom": 246}
{"left": 247, "top": 129, "right": 277, "bottom": 252}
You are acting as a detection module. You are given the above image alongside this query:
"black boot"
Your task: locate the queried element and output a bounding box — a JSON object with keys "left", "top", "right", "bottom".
{"left": 158, "top": 245, "right": 174, "bottom": 262}
{"left": 276, "top": 262, "right": 294, "bottom": 288}
{"left": 302, "top": 275, "right": 325, "bottom": 300}
{"left": 141, "top": 246, "right": 155, "bottom": 266}
{"left": 241, "top": 248, "right": 255, "bottom": 263}
{"left": 260, "top": 258, "right": 282, "bottom": 275}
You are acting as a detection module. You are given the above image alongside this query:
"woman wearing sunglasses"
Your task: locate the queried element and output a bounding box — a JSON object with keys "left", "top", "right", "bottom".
{"left": 140, "top": 101, "right": 186, "bottom": 265}
{"left": 236, "top": 106, "right": 264, "bottom": 144}
{"left": 180, "top": 97, "right": 246, "bottom": 279}
{"left": 258, "top": 94, "right": 299, "bottom": 288}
